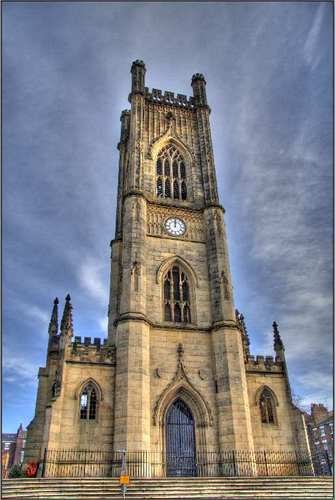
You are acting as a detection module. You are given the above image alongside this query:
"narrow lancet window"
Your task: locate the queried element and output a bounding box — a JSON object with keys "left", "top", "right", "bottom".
{"left": 181, "top": 181, "right": 187, "bottom": 200}
{"left": 164, "top": 161, "right": 170, "bottom": 177}
{"left": 165, "top": 303, "right": 172, "bottom": 322}
{"left": 259, "top": 388, "right": 276, "bottom": 424}
{"left": 173, "top": 180, "right": 179, "bottom": 199}
{"left": 174, "top": 304, "right": 182, "bottom": 322}
{"left": 164, "top": 277, "right": 171, "bottom": 300}
{"left": 89, "top": 389, "right": 97, "bottom": 419}
{"left": 165, "top": 179, "right": 171, "bottom": 198}
{"left": 157, "top": 177, "right": 163, "bottom": 197}
{"left": 184, "top": 304, "right": 191, "bottom": 323}
{"left": 163, "top": 265, "right": 191, "bottom": 323}
{"left": 80, "top": 392, "right": 88, "bottom": 419}
{"left": 156, "top": 144, "right": 188, "bottom": 200}
{"left": 80, "top": 383, "right": 98, "bottom": 421}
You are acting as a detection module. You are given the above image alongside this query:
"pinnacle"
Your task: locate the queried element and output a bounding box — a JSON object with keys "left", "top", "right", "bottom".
{"left": 60, "top": 294, "right": 73, "bottom": 336}
{"left": 132, "top": 59, "right": 145, "bottom": 66}
{"left": 191, "top": 73, "right": 206, "bottom": 83}
{"left": 273, "top": 320, "right": 284, "bottom": 351}
{"left": 48, "top": 296, "right": 59, "bottom": 336}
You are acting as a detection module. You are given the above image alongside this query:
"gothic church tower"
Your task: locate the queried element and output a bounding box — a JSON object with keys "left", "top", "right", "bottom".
{"left": 108, "top": 59, "right": 253, "bottom": 454}
{"left": 25, "top": 61, "right": 310, "bottom": 474}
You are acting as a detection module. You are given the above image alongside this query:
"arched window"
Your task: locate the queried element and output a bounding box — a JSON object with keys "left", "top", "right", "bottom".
{"left": 259, "top": 388, "right": 276, "bottom": 424}
{"left": 156, "top": 144, "right": 188, "bottom": 200}
{"left": 163, "top": 265, "right": 191, "bottom": 323}
{"left": 80, "top": 382, "right": 98, "bottom": 420}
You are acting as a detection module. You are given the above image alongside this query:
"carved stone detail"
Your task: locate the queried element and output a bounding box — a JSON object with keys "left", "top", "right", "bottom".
{"left": 221, "top": 270, "right": 231, "bottom": 300}
{"left": 51, "top": 370, "right": 61, "bottom": 399}
{"left": 152, "top": 344, "right": 213, "bottom": 427}
{"left": 147, "top": 204, "right": 204, "bottom": 242}
{"left": 131, "top": 261, "right": 141, "bottom": 292}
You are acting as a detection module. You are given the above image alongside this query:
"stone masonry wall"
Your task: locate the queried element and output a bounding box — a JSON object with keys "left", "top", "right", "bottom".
{"left": 150, "top": 327, "right": 219, "bottom": 453}
{"left": 46, "top": 362, "right": 115, "bottom": 451}
{"left": 247, "top": 369, "right": 299, "bottom": 451}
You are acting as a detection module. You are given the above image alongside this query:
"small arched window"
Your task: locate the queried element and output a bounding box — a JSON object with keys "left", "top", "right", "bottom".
{"left": 80, "top": 383, "right": 98, "bottom": 420}
{"left": 163, "top": 265, "right": 191, "bottom": 323}
{"left": 259, "top": 388, "right": 276, "bottom": 424}
{"left": 156, "top": 144, "right": 187, "bottom": 200}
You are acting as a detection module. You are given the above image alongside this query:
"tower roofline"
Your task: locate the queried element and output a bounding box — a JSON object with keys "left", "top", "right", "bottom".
{"left": 128, "top": 60, "right": 209, "bottom": 110}
{"left": 143, "top": 87, "right": 195, "bottom": 109}
{"left": 191, "top": 73, "right": 206, "bottom": 84}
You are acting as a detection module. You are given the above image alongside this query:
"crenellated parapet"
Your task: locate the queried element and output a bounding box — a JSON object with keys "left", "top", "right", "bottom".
{"left": 45, "top": 296, "right": 116, "bottom": 368}
{"left": 245, "top": 354, "right": 284, "bottom": 374}
{"left": 144, "top": 87, "right": 195, "bottom": 109}
{"left": 68, "top": 336, "right": 116, "bottom": 365}
{"left": 235, "top": 313, "right": 287, "bottom": 375}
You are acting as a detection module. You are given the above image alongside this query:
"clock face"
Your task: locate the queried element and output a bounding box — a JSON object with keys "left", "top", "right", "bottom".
{"left": 165, "top": 217, "right": 186, "bottom": 236}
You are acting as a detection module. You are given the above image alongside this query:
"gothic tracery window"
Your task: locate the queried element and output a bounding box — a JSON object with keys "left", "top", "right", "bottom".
{"left": 156, "top": 145, "right": 187, "bottom": 200}
{"left": 163, "top": 265, "right": 191, "bottom": 323}
{"left": 80, "top": 383, "right": 98, "bottom": 420}
{"left": 259, "top": 388, "right": 276, "bottom": 424}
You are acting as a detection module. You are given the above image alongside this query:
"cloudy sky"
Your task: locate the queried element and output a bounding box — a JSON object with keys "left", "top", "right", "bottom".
{"left": 3, "top": 2, "right": 332, "bottom": 433}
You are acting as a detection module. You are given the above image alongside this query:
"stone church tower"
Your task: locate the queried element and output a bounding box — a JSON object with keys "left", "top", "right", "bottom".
{"left": 25, "top": 61, "right": 311, "bottom": 474}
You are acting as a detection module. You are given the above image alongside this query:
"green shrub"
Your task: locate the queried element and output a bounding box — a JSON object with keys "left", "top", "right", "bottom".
{"left": 8, "top": 464, "right": 24, "bottom": 478}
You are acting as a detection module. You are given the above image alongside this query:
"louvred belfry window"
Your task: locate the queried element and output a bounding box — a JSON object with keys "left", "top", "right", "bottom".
{"left": 156, "top": 144, "right": 187, "bottom": 200}
{"left": 163, "top": 266, "right": 191, "bottom": 323}
{"left": 259, "top": 388, "right": 276, "bottom": 424}
{"left": 80, "top": 383, "right": 98, "bottom": 420}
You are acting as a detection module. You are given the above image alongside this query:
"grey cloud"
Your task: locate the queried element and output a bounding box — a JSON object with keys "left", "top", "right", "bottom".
{"left": 3, "top": 2, "right": 332, "bottom": 431}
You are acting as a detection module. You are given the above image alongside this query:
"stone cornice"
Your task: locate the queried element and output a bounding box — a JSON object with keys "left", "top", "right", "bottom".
{"left": 147, "top": 233, "right": 206, "bottom": 245}
{"left": 194, "top": 104, "right": 211, "bottom": 113}
{"left": 114, "top": 312, "right": 151, "bottom": 327}
{"left": 110, "top": 238, "right": 122, "bottom": 247}
{"left": 114, "top": 312, "right": 212, "bottom": 332}
{"left": 123, "top": 190, "right": 224, "bottom": 215}
{"left": 128, "top": 91, "right": 145, "bottom": 103}
{"left": 66, "top": 360, "right": 115, "bottom": 367}
{"left": 204, "top": 203, "right": 226, "bottom": 213}
{"left": 114, "top": 313, "right": 248, "bottom": 334}
{"left": 211, "top": 320, "right": 239, "bottom": 331}
{"left": 245, "top": 369, "right": 284, "bottom": 376}
{"left": 123, "top": 190, "right": 147, "bottom": 203}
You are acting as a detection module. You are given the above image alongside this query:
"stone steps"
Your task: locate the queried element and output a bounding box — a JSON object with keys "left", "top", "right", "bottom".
{"left": 2, "top": 477, "right": 333, "bottom": 499}
{"left": 3, "top": 477, "right": 329, "bottom": 483}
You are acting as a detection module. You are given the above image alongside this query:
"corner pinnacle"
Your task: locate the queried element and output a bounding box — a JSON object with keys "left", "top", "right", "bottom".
{"left": 273, "top": 321, "right": 284, "bottom": 352}
{"left": 48, "top": 297, "right": 59, "bottom": 336}
{"left": 60, "top": 294, "right": 73, "bottom": 336}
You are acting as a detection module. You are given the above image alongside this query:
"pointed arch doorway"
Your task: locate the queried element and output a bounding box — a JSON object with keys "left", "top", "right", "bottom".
{"left": 166, "top": 399, "right": 196, "bottom": 476}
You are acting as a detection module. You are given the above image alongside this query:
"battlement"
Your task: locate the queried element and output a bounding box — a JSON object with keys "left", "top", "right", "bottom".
{"left": 73, "top": 336, "right": 108, "bottom": 347}
{"left": 144, "top": 87, "right": 195, "bottom": 109}
{"left": 69, "top": 336, "right": 115, "bottom": 365}
{"left": 245, "top": 354, "right": 284, "bottom": 373}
